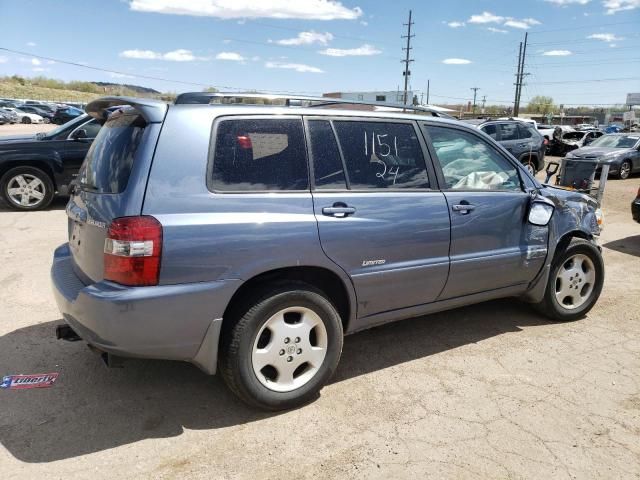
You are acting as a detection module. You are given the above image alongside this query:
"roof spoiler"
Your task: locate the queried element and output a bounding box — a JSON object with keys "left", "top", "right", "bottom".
{"left": 85, "top": 96, "right": 168, "bottom": 123}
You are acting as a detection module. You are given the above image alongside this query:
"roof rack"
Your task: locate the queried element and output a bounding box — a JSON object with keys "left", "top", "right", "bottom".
{"left": 174, "top": 92, "right": 450, "bottom": 117}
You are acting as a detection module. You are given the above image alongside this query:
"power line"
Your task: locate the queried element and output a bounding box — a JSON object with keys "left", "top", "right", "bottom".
{"left": 0, "top": 46, "right": 323, "bottom": 95}
{"left": 529, "top": 20, "right": 640, "bottom": 34}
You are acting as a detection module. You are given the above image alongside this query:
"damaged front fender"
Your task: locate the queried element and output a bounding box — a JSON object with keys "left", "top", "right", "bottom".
{"left": 521, "top": 185, "right": 600, "bottom": 303}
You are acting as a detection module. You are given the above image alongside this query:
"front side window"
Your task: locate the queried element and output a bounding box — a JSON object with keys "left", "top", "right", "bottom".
{"left": 211, "top": 118, "right": 308, "bottom": 191}
{"left": 425, "top": 125, "right": 521, "bottom": 191}
{"left": 480, "top": 124, "right": 498, "bottom": 139}
{"left": 332, "top": 121, "right": 430, "bottom": 189}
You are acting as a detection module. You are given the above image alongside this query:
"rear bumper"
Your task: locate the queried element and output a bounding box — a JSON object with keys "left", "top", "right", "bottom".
{"left": 51, "top": 243, "right": 241, "bottom": 374}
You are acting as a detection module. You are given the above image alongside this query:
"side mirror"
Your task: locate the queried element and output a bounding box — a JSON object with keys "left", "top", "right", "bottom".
{"left": 528, "top": 198, "right": 555, "bottom": 226}
{"left": 71, "top": 129, "right": 87, "bottom": 140}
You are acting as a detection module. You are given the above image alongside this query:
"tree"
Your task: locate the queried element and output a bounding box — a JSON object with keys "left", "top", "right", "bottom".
{"left": 527, "top": 96, "right": 555, "bottom": 115}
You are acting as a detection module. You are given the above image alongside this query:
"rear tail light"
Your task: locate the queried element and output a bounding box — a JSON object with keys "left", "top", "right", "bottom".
{"left": 104, "top": 216, "right": 162, "bottom": 286}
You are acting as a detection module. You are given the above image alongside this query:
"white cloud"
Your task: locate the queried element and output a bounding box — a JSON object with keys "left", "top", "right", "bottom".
{"left": 215, "top": 51, "right": 245, "bottom": 61}
{"left": 275, "top": 31, "right": 333, "bottom": 46}
{"left": 442, "top": 58, "right": 472, "bottom": 64}
{"left": 446, "top": 21, "right": 465, "bottom": 28}
{"left": 603, "top": 0, "right": 640, "bottom": 14}
{"left": 129, "top": 0, "right": 362, "bottom": 20}
{"left": 587, "top": 32, "right": 622, "bottom": 42}
{"left": 544, "top": 0, "right": 591, "bottom": 5}
{"left": 543, "top": 49, "right": 573, "bottom": 56}
{"left": 120, "top": 49, "right": 207, "bottom": 61}
{"left": 468, "top": 11, "right": 504, "bottom": 23}
{"left": 265, "top": 61, "right": 323, "bottom": 73}
{"left": 318, "top": 44, "right": 381, "bottom": 56}
{"left": 487, "top": 27, "right": 508, "bottom": 33}
{"left": 31, "top": 58, "right": 41, "bottom": 66}
{"left": 0, "top": 56, "right": 7, "bottom": 64}
{"left": 26, "top": 42, "right": 37, "bottom": 47}
{"left": 503, "top": 18, "right": 540, "bottom": 29}
{"left": 466, "top": 11, "right": 540, "bottom": 29}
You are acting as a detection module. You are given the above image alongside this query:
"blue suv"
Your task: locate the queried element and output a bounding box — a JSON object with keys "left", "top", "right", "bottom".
{"left": 52, "top": 94, "right": 605, "bottom": 410}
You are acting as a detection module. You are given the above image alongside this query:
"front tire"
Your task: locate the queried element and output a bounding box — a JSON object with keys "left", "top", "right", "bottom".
{"left": 219, "top": 282, "right": 343, "bottom": 410}
{"left": 0, "top": 166, "right": 54, "bottom": 210}
{"left": 618, "top": 160, "right": 631, "bottom": 180}
{"left": 22, "top": 116, "right": 31, "bottom": 124}
{"left": 534, "top": 238, "right": 604, "bottom": 321}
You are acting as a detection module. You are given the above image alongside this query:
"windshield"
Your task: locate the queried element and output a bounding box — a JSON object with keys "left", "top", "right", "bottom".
{"left": 590, "top": 135, "right": 639, "bottom": 149}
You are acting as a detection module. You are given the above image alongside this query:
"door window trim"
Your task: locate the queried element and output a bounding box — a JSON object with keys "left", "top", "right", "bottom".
{"left": 419, "top": 121, "right": 529, "bottom": 193}
{"left": 303, "top": 115, "right": 439, "bottom": 193}
{"left": 207, "top": 114, "right": 311, "bottom": 195}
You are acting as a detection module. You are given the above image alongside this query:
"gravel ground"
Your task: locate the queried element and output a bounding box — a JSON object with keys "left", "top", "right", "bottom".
{"left": 0, "top": 129, "right": 639, "bottom": 479}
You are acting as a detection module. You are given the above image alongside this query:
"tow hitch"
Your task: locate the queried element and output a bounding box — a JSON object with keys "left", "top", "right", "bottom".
{"left": 55, "top": 324, "right": 81, "bottom": 342}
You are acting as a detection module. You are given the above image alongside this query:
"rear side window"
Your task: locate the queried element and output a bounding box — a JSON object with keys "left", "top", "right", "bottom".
{"left": 498, "top": 123, "right": 519, "bottom": 141}
{"left": 332, "top": 121, "right": 430, "bottom": 189}
{"left": 308, "top": 120, "right": 346, "bottom": 189}
{"left": 518, "top": 124, "right": 535, "bottom": 139}
{"left": 78, "top": 110, "right": 146, "bottom": 194}
{"left": 211, "top": 118, "right": 308, "bottom": 191}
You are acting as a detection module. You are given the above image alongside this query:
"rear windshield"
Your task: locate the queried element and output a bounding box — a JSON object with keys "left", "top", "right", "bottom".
{"left": 77, "top": 110, "right": 146, "bottom": 193}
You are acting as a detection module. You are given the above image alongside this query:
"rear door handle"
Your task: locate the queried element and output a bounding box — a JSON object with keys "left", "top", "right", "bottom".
{"left": 322, "top": 205, "right": 356, "bottom": 217}
{"left": 452, "top": 204, "right": 476, "bottom": 213}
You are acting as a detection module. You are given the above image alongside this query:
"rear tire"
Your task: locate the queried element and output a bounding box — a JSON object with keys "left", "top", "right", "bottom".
{"left": 219, "top": 282, "right": 343, "bottom": 411}
{"left": 534, "top": 238, "right": 604, "bottom": 322}
{"left": 0, "top": 166, "right": 54, "bottom": 210}
{"left": 22, "top": 117, "right": 31, "bottom": 124}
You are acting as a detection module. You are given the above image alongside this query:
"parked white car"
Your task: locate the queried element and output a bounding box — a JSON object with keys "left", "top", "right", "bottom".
{"left": 3, "top": 108, "right": 44, "bottom": 124}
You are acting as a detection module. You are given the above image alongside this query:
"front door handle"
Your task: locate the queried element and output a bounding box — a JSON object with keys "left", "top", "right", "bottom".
{"left": 452, "top": 204, "right": 476, "bottom": 214}
{"left": 322, "top": 203, "right": 356, "bottom": 217}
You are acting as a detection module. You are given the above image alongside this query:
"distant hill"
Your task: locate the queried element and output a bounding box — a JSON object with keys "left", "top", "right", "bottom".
{"left": 0, "top": 75, "right": 169, "bottom": 103}
{"left": 92, "top": 82, "right": 161, "bottom": 95}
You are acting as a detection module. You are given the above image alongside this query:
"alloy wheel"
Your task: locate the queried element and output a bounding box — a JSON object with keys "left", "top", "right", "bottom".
{"left": 6, "top": 174, "right": 46, "bottom": 208}
{"left": 620, "top": 161, "right": 631, "bottom": 180}
{"left": 554, "top": 253, "right": 596, "bottom": 310}
{"left": 251, "top": 306, "right": 328, "bottom": 392}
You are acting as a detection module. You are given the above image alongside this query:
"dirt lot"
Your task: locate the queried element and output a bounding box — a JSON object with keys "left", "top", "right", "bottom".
{"left": 0, "top": 125, "right": 639, "bottom": 478}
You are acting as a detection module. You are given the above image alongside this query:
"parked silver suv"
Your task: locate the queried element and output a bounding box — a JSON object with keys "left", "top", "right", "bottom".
{"left": 52, "top": 94, "right": 605, "bottom": 410}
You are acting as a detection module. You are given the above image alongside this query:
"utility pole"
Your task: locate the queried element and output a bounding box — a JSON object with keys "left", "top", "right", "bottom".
{"left": 426, "top": 79, "right": 430, "bottom": 104}
{"left": 513, "top": 32, "right": 529, "bottom": 117}
{"left": 481, "top": 95, "right": 487, "bottom": 114}
{"left": 514, "top": 42, "right": 523, "bottom": 116}
{"left": 471, "top": 87, "right": 480, "bottom": 114}
{"left": 401, "top": 10, "right": 414, "bottom": 106}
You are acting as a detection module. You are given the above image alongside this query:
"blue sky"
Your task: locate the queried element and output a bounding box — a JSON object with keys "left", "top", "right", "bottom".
{"left": 0, "top": 0, "right": 639, "bottom": 107}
